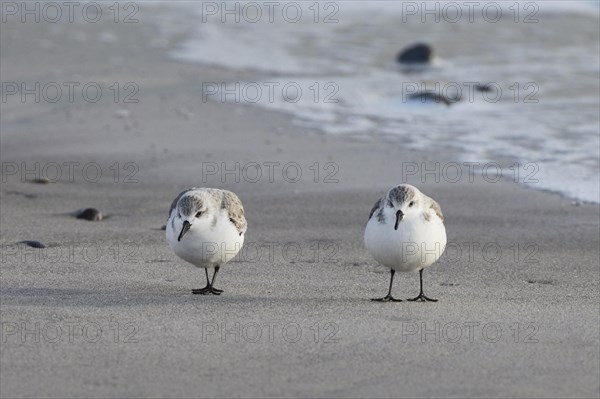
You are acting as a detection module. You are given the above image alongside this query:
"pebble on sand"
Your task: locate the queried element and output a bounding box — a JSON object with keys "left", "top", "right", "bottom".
{"left": 27, "top": 178, "right": 50, "bottom": 184}
{"left": 397, "top": 43, "right": 432, "bottom": 64}
{"left": 18, "top": 240, "right": 46, "bottom": 248}
{"left": 76, "top": 208, "right": 103, "bottom": 221}
{"left": 407, "top": 91, "right": 456, "bottom": 106}
{"left": 475, "top": 83, "right": 494, "bottom": 92}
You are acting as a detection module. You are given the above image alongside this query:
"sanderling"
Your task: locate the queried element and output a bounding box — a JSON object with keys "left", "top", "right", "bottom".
{"left": 365, "top": 184, "right": 446, "bottom": 302}
{"left": 166, "top": 188, "right": 247, "bottom": 295}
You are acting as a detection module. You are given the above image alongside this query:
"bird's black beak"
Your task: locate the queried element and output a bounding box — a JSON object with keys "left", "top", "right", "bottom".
{"left": 394, "top": 210, "right": 404, "bottom": 230}
{"left": 178, "top": 220, "right": 191, "bottom": 242}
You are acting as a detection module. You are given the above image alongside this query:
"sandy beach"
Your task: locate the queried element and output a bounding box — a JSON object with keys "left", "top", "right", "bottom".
{"left": 1, "top": 5, "right": 599, "bottom": 398}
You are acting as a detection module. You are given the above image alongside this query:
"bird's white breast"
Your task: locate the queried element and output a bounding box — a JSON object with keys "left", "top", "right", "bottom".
{"left": 166, "top": 210, "right": 244, "bottom": 268}
{"left": 364, "top": 212, "right": 446, "bottom": 272}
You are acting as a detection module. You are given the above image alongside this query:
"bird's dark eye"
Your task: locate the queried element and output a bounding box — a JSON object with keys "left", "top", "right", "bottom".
{"left": 195, "top": 212, "right": 202, "bottom": 218}
{"left": 409, "top": 201, "right": 414, "bottom": 207}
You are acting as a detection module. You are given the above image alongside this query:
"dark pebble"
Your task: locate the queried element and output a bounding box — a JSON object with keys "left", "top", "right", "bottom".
{"left": 407, "top": 92, "right": 456, "bottom": 106}
{"left": 28, "top": 178, "right": 50, "bottom": 184}
{"left": 18, "top": 240, "right": 46, "bottom": 248}
{"left": 397, "top": 43, "right": 432, "bottom": 64}
{"left": 475, "top": 83, "right": 494, "bottom": 92}
{"left": 76, "top": 208, "right": 103, "bottom": 221}
{"left": 160, "top": 225, "right": 167, "bottom": 230}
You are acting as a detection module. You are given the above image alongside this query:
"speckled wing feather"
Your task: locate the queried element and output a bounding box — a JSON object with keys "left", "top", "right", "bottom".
{"left": 426, "top": 195, "right": 444, "bottom": 222}
{"left": 368, "top": 197, "right": 383, "bottom": 222}
{"left": 221, "top": 190, "right": 247, "bottom": 235}
{"left": 168, "top": 188, "right": 195, "bottom": 220}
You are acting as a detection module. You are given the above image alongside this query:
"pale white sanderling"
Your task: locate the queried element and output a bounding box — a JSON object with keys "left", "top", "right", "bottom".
{"left": 365, "top": 184, "right": 447, "bottom": 302}
{"left": 166, "top": 188, "right": 247, "bottom": 295}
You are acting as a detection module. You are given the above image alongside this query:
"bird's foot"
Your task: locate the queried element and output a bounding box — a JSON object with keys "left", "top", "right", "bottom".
{"left": 407, "top": 293, "right": 437, "bottom": 302}
{"left": 192, "top": 285, "right": 222, "bottom": 295}
{"left": 192, "top": 286, "right": 211, "bottom": 295}
{"left": 371, "top": 295, "right": 402, "bottom": 302}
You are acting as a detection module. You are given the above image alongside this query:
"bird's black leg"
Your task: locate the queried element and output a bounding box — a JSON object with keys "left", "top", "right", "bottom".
{"left": 192, "top": 267, "right": 223, "bottom": 295}
{"left": 372, "top": 269, "right": 402, "bottom": 302}
{"left": 407, "top": 269, "right": 438, "bottom": 302}
{"left": 192, "top": 268, "right": 212, "bottom": 295}
{"left": 208, "top": 266, "right": 223, "bottom": 295}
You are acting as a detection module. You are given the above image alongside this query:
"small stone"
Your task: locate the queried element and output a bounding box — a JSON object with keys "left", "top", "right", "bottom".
{"left": 397, "top": 43, "right": 432, "bottom": 64}
{"left": 475, "top": 83, "right": 494, "bottom": 92}
{"left": 160, "top": 225, "right": 166, "bottom": 230}
{"left": 18, "top": 240, "right": 46, "bottom": 248}
{"left": 28, "top": 178, "right": 50, "bottom": 184}
{"left": 407, "top": 92, "right": 456, "bottom": 106}
{"left": 76, "top": 208, "right": 103, "bottom": 221}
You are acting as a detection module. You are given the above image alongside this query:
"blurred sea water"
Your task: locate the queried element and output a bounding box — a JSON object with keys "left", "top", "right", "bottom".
{"left": 154, "top": 1, "right": 600, "bottom": 202}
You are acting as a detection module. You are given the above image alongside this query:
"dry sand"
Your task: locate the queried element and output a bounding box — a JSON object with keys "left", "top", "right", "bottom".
{"left": 1, "top": 8, "right": 599, "bottom": 399}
